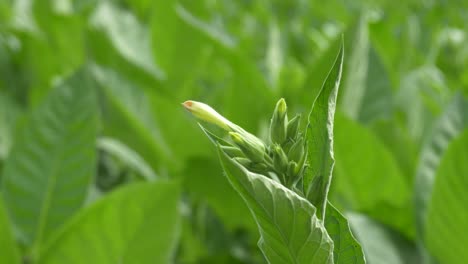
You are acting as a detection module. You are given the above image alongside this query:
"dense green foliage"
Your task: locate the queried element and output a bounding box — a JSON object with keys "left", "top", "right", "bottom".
{"left": 1, "top": 0, "right": 467, "bottom": 263}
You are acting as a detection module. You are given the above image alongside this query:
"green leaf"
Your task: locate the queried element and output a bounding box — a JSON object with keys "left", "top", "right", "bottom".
{"left": 182, "top": 157, "right": 255, "bottom": 232}
{"left": 1, "top": 69, "right": 98, "bottom": 252}
{"left": 305, "top": 39, "right": 344, "bottom": 219}
{"left": 97, "top": 137, "right": 158, "bottom": 181}
{"left": 92, "top": 65, "right": 178, "bottom": 172}
{"left": 325, "top": 203, "right": 365, "bottom": 264}
{"left": 425, "top": 129, "right": 468, "bottom": 264}
{"left": 332, "top": 113, "right": 412, "bottom": 238}
{"left": 39, "top": 181, "right": 181, "bottom": 264}
{"left": 88, "top": 1, "right": 166, "bottom": 95}
{"left": 339, "top": 15, "right": 369, "bottom": 120}
{"left": 414, "top": 94, "right": 467, "bottom": 236}
{"left": 218, "top": 146, "right": 334, "bottom": 264}
{"left": 0, "top": 196, "right": 20, "bottom": 264}
{"left": 348, "top": 213, "right": 419, "bottom": 264}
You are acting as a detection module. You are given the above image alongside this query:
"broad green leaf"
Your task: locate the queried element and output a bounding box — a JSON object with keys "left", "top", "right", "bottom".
{"left": 332, "top": 113, "right": 413, "bottom": 238}
{"left": 348, "top": 213, "right": 419, "bottom": 264}
{"left": 0, "top": 196, "right": 20, "bottom": 264}
{"left": 39, "top": 181, "right": 181, "bottom": 264}
{"left": 97, "top": 137, "right": 158, "bottom": 181}
{"left": 339, "top": 15, "right": 369, "bottom": 120}
{"left": 218, "top": 146, "right": 334, "bottom": 264}
{"left": 92, "top": 65, "right": 178, "bottom": 172}
{"left": 414, "top": 94, "right": 467, "bottom": 236}
{"left": 325, "top": 203, "right": 365, "bottom": 264}
{"left": 2, "top": 69, "right": 98, "bottom": 252}
{"left": 305, "top": 40, "right": 344, "bottom": 219}
{"left": 425, "top": 130, "right": 468, "bottom": 264}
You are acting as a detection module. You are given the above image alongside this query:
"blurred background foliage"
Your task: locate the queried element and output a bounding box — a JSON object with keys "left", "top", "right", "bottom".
{"left": 1, "top": 0, "right": 468, "bottom": 263}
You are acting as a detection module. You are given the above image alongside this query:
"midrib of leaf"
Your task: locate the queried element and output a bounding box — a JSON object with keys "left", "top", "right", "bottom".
{"left": 256, "top": 192, "right": 298, "bottom": 263}
{"left": 33, "top": 93, "right": 75, "bottom": 256}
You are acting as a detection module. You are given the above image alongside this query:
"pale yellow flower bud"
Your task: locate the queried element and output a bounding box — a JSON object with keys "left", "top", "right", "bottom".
{"left": 182, "top": 100, "right": 235, "bottom": 131}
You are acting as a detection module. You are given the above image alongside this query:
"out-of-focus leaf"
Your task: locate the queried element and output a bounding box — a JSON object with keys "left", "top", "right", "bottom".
{"left": 414, "top": 95, "right": 467, "bottom": 236}
{"left": 305, "top": 40, "right": 343, "bottom": 219}
{"left": 348, "top": 213, "right": 419, "bottom": 264}
{"left": 182, "top": 157, "right": 255, "bottom": 232}
{"left": 396, "top": 65, "right": 450, "bottom": 143}
{"left": 425, "top": 130, "right": 468, "bottom": 264}
{"left": 92, "top": 65, "right": 178, "bottom": 172}
{"left": 2, "top": 69, "right": 98, "bottom": 252}
{"left": 299, "top": 32, "right": 342, "bottom": 108}
{"left": 218, "top": 146, "right": 334, "bottom": 264}
{"left": 0, "top": 91, "right": 22, "bottom": 160}
{"left": 151, "top": 2, "right": 211, "bottom": 91}
{"left": 332, "top": 113, "right": 413, "bottom": 238}
{"left": 97, "top": 137, "right": 157, "bottom": 181}
{"left": 340, "top": 15, "right": 369, "bottom": 120}
{"left": 39, "top": 181, "right": 181, "bottom": 264}
{"left": 88, "top": 1, "right": 166, "bottom": 95}
{"left": 0, "top": 196, "right": 20, "bottom": 264}
{"left": 325, "top": 203, "right": 365, "bottom": 264}
{"left": 25, "top": 2, "right": 86, "bottom": 105}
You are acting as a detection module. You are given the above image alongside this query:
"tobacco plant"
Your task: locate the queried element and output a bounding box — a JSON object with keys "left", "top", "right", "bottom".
{"left": 184, "top": 43, "right": 366, "bottom": 264}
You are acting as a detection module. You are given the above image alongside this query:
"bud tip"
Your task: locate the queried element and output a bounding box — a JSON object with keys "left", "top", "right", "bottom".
{"left": 182, "top": 100, "right": 193, "bottom": 111}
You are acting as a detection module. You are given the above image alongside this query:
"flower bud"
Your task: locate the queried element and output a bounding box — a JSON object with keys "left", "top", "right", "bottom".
{"left": 229, "top": 132, "right": 266, "bottom": 163}
{"left": 233, "top": 157, "right": 251, "bottom": 167}
{"left": 288, "top": 137, "right": 304, "bottom": 162}
{"left": 221, "top": 145, "right": 244, "bottom": 158}
{"left": 286, "top": 114, "right": 301, "bottom": 140}
{"left": 269, "top": 98, "right": 288, "bottom": 144}
{"left": 248, "top": 162, "right": 269, "bottom": 174}
{"left": 272, "top": 144, "right": 289, "bottom": 172}
{"left": 183, "top": 100, "right": 237, "bottom": 131}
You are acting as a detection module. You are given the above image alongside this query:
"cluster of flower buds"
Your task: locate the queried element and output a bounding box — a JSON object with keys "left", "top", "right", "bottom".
{"left": 183, "top": 99, "right": 307, "bottom": 188}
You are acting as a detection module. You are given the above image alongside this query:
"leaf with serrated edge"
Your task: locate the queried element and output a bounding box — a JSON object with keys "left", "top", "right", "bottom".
{"left": 325, "top": 203, "right": 365, "bottom": 264}
{"left": 39, "top": 181, "right": 181, "bottom": 264}
{"left": 218, "top": 145, "right": 334, "bottom": 264}
{"left": 305, "top": 40, "right": 344, "bottom": 219}
{"left": 2, "top": 69, "right": 98, "bottom": 254}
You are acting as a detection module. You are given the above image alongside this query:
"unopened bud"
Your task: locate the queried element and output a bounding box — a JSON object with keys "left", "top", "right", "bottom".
{"left": 288, "top": 137, "right": 304, "bottom": 162}
{"left": 248, "top": 162, "right": 269, "bottom": 173}
{"left": 286, "top": 114, "right": 301, "bottom": 140}
{"left": 270, "top": 98, "right": 288, "bottom": 144}
{"left": 272, "top": 144, "right": 289, "bottom": 172}
{"left": 183, "top": 100, "right": 237, "bottom": 131}
{"left": 221, "top": 145, "right": 244, "bottom": 158}
{"left": 229, "top": 132, "right": 266, "bottom": 163}
{"left": 233, "top": 157, "right": 251, "bottom": 167}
